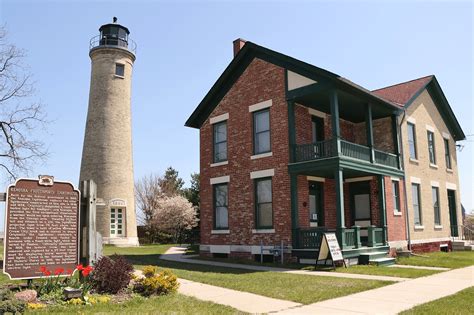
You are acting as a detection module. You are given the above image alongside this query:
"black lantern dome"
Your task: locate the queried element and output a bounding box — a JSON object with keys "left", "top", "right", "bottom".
{"left": 90, "top": 17, "right": 136, "bottom": 54}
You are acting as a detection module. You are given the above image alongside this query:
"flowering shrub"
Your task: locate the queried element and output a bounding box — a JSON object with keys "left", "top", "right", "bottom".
{"left": 27, "top": 302, "right": 46, "bottom": 310}
{"left": 91, "top": 255, "right": 133, "bottom": 294}
{"left": 133, "top": 266, "right": 179, "bottom": 297}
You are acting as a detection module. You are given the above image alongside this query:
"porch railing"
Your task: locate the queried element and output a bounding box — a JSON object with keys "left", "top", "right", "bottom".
{"left": 294, "top": 139, "right": 400, "bottom": 169}
{"left": 295, "top": 227, "right": 328, "bottom": 249}
{"left": 374, "top": 149, "right": 399, "bottom": 169}
{"left": 367, "top": 226, "right": 386, "bottom": 247}
{"left": 451, "top": 225, "right": 474, "bottom": 244}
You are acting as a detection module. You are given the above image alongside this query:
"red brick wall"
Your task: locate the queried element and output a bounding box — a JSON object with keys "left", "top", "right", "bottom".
{"left": 200, "top": 58, "right": 291, "bottom": 248}
{"left": 384, "top": 177, "right": 408, "bottom": 242}
{"left": 411, "top": 241, "right": 451, "bottom": 253}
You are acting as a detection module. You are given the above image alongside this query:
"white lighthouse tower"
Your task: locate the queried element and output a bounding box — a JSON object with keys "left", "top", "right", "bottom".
{"left": 80, "top": 18, "right": 139, "bottom": 246}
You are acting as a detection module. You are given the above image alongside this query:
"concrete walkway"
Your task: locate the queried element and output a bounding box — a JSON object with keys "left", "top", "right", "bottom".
{"left": 161, "top": 246, "right": 409, "bottom": 282}
{"left": 274, "top": 265, "right": 474, "bottom": 314}
{"left": 388, "top": 264, "right": 450, "bottom": 271}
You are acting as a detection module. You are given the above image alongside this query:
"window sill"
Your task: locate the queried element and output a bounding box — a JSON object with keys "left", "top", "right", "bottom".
{"left": 393, "top": 211, "right": 402, "bottom": 217}
{"left": 114, "top": 75, "right": 125, "bottom": 79}
{"left": 252, "top": 229, "right": 275, "bottom": 234}
{"left": 211, "top": 229, "right": 230, "bottom": 234}
{"left": 251, "top": 152, "right": 273, "bottom": 160}
{"left": 434, "top": 225, "right": 443, "bottom": 230}
{"left": 414, "top": 225, "right": 424, "bottom": 231}
{"left": 409, "top": 158, "right": 419, "bottom": 164}
{"left": 211, "top": 161, "right": 228, "bottom": 167}
{"left": 429, "top": 163, "right": 438, "bottom": 169}
{"left": 446, "top": 168, "right": 453, "bottom": 173}
{"left": 310, "top": 222, "right": 319, "bottom": 227}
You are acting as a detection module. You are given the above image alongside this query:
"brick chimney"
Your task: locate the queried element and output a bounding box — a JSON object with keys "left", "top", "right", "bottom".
{"left": 233, "top": 38, "right": 246, "bottom": 57}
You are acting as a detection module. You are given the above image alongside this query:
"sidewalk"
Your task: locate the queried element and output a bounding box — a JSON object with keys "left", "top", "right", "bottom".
{"left": 274, "top": 265, "right": 474, "bottom": 314}
{"left": 161, "top": 246, "right": 409, "bottom": 282}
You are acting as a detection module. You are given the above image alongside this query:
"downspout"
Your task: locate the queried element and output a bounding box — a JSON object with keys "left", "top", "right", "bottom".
{"left": 398, "top": 109, "right": 412, "bottom": 251}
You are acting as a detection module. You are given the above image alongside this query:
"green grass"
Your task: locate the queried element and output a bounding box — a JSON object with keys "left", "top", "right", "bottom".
{"left": 26, "top": 293, "right": 245, "bottom": 314}
{"left": 193, "top": 255, "right": 440, "bottom": 279}
{"left": 397, "top": 251, "right": 474, "bottom": 269}
{"left": 399, "top": 286, "right": 474, "bottom": 315}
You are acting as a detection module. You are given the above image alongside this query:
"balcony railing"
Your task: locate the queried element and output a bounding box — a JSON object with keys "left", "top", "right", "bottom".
{"left": 294, "top": 139, "right": 399, "bottom": 169}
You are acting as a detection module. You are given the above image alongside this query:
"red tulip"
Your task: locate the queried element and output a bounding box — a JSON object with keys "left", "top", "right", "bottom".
{"left": 76, "top": 264, "right": 84, "bottom": 271}
{"left": 54, "top": 267, "right": 64, "bottom": 275}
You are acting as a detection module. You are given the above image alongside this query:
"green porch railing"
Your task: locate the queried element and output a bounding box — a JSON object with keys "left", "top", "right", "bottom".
{"left": 340, "top": 140, "right": 371, "bottom": 162}
{"left": 295, "top": 227, "right": 327, "bottom": 249}
{"left": 343, "top": 228, "right": 356, "bottom": 249}
{"left": 374, "top": 149, "right": 398, "bottom": 168}
{"left": 294, "top": 139, "right": 336, "bottom": 162}
{"left": 367, "top": 226, "right": 386, "bottom": 247}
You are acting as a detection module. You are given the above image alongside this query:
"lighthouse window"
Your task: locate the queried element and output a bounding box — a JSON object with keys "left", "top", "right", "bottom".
{"left": 115, "top": 63, "right": 125, "bottom": 77}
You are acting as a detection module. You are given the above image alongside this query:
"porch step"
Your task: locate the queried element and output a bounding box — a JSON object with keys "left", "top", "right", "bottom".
{"left": 369, "top": 257, "right": 396, "bottom": 266}
{"left": 358, "top": 251, "right": 389, "bottom": 265}
{"left": 452, "top": 240, "right": 474, "bottom": 251}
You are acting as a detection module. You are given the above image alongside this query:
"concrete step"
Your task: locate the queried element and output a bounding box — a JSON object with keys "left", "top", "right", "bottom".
{"left": 369, "top": 257, "right": 396, "bottom": 266}
{"left": 358, "top": 251, "right": 389, "bottom": 264}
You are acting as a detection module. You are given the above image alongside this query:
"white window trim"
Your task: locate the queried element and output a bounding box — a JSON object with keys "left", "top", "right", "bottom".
{"left": 394, "top": 211, "right": 402, "bottom": 217}
{"left": 426, "top": 124, "right": 435, "bottom": 132}
{"left": 446, "top": 182, "right": 457, "bottom": 190}
{"left": 307, "top": 176, "right": 325, "bottom": 182}
{"left": 409, "top": 158, "right": 419, "bottom": 164}
{"left": 410, "top": 176, "right": 421, "bottom": 184}
{"left": 251, "top": 152, "right": 273, "bottom": 160}
{"left": 434, "top": 225, "right": 443, "bottom": 230}
{"left": 210, "top": 161, "right": 229, "bottom": 167}
{"left": 211, "top": 229, "right": 230, "bottom": 234}
{"left": 429, "top": 163, "right": 438, "bottom": 169}
{"left": 442, "top": 132, "right": 450, "bottom": 140}
{"left": 391, "top": 177, "right": 400, "bottom": 182}
{"left": 308, "top": 108, "right": 326, "bottom": 118}
{"left": 407, "top": 117, "right": 416, "bottom": 124}
{"left": 430, "top": 181, "right": 440, "bottom": 187}
{"left": 210, "top": 175, "right": 230, "bottom": 185}
{"left": 345, "top": 176, "right": 374, "bottom": 183}
{"left": 414, "top": 225, "right": 425, "bottom": 230}
{"left": 249, "top": 99, "right": 272, "bottom": 112}
{"left": 252, "top": 229, "right": 275, "bottom": 234}
{"left": 250, "top": 169, "right": 275, "bottom": 179}
{"left": 210, "top": 113, "right": 229, "bottom": 124}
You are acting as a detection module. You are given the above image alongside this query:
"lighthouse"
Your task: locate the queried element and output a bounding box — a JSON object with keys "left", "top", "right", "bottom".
{"left": 79, "top": 18, "right": 139, "bottom": 246}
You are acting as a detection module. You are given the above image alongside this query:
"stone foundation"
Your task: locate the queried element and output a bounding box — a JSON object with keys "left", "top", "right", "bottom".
{"left": 410, "top": 240, "right": 451, "bottom": 253}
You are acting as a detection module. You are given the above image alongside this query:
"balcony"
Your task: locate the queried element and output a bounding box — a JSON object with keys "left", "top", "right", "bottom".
{"left": 294, "top": 139, "right": 399, "bottom": 169}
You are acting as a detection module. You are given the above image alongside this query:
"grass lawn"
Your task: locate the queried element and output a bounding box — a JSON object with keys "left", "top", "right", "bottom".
{"left": 26, "top": 293, "right": 245, "bottom": 314}
{"left": 193, "top": 255, "right": 440, "bottom": 279}
{"left": 104, "top": 245, "right": 392, "bottom": 305}
{"left": 399, "top": 286, "right": 474, "bottom": 315}
{"left": 397, "top": 251, "right": 474, "bottom": 269}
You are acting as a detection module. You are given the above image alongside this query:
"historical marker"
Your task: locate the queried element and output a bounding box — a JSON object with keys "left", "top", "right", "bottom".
{"left": 3, "top": 176, "right": 80, "bottom": 279}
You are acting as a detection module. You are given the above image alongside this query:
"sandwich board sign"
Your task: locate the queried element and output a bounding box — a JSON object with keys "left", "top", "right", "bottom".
{"left": 316, "top": 233, "right": 345, "bottom": 268}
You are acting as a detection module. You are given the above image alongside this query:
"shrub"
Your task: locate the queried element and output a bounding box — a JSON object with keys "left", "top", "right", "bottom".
{"left": 0, "top": 288, "right": 27, "bottom": 314}
{"left": 91, "top": 255, "right": 133, "bottom": 294}
{"left": 133, "top": 267, "right": 179, "bottom": 297}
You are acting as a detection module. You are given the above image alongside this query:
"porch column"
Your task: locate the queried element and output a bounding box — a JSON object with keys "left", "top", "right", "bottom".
{"left": 290, "top": 174, "right": 299, "bottom": 248}
{"left": 334, "top": 167, "right": 346, "bottom": 247}
{"left": 391, "top": 114, "right": 401, "bottom": 169}
{"left": 377, "top": 174, "right": 388, "bottom": 245}
{"left": 329, "top": 90, "right": 341, "bottom": 155}
{"left": 365, "top": 103, "right": 375, "bottom": 163}
{"left": 288, "top": 100, "right": 296, "bottom": 163}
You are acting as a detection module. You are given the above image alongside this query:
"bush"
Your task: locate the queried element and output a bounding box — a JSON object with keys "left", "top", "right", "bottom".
{"left": 91, "top": 255, "right": 133, "bottom": 294}
{"left": 0, "top": 289, "right": 26, "bottom": 314}
{"left": 133, "top": 267, "right": 179, "bottom": 297}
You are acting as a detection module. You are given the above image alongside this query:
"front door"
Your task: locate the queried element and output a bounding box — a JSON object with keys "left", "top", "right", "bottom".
{"left": 110, "top": 208, "right": 124, "bottom": 237}
{"left": 350, "top": 181, "right": 372, "bottom": 242}
{"left": 309, "top": 181, "right": 324, "bottom": 226}
{"left": 448, "top": 190, "right": 458, "bottom": 237}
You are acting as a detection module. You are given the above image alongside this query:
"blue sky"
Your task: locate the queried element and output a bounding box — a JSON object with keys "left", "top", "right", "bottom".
{"left": 0, "top": 0, "right": 472, "bottom": 231}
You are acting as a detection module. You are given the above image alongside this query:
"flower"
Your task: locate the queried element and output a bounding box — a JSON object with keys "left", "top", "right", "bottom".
{"left": 82, "top": 265, "right": 93, "bottom": 277}
{"left": 39, "top": 266, "right": 47, "bottom": 272}
{"left": 44, "top": 270, "right": 51, "bottom": 276}
{"left": 66, "top": 268, "right": 73, "bottom": 275}
{"left": 54, "top": 267, "right": 64, "bottom": 275}
{"left": 76, "top": 264, "right": 84, "bottom": 271}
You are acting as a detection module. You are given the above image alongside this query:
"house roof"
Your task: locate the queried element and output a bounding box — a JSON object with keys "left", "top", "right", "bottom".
{"left": 185, "top": 41, "right": 401, "bottom": 129}
{"left": 372, "top": 76, "right": 465, "bottom": 141}
{"left": 185, "top": 41, "right": 465, "bottom": 141}
{"left": 372, "top": 76, "right": 433, "bottom": 107}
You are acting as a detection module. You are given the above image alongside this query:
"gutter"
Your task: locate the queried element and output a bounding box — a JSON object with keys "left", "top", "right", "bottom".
{"left": 398, "top": 109, "right": 412, "bottom": 250}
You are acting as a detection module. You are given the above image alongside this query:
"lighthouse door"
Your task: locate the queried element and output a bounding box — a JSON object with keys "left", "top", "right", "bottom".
{"left": 110, "top": 208, "right": 124, "bottom": 237}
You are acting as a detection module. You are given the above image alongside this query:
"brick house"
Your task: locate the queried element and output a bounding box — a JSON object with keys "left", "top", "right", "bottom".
{"left": 185, "top": 40, "right": 465, "bottom": 264}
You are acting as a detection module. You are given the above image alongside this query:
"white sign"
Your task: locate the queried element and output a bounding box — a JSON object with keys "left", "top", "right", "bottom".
{"left": 317, "top": 233, "right": 343, "bottom": 262}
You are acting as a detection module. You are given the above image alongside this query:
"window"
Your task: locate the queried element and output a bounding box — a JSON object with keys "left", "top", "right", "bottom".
{"left": 427, "top": 131, "right": 436, "bottom": 164}
{"left": 407, "top": 123, "right": 417, "bottom": 159}
{"left": 115, "top": 63, "right": 125, "bottom": 77}
{"left": 213, "top": 121, "right": 227, "bottom": 163}
{"left": 432, "top": 187, "right": 441, "bottom": 225}
{"left": 411, "top": 183, "right": 422, "bottom": 225}
{"left": 110, "top": 208, "right": 124, "bottom": 236}
{"left": 214, "top": 184, "right": 228, "bottom": 229}
{"left": 253, "top": 109, "right": 271, "bottom": 154}
{"left": 392, "top": 181, "right": 401, "bottom": 213}
{"left": 255, "top": 178, "right": 272, "bottom": 228}
{"left": 444, "top": 138, "right": 452, "bottom": 169}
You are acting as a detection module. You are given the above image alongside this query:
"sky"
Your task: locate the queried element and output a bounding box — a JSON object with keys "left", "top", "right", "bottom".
{"left": 0, "top": 0, "right": 472, "bottom": 230}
